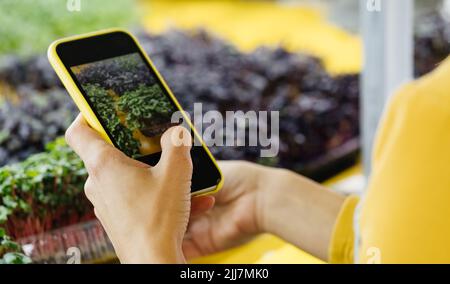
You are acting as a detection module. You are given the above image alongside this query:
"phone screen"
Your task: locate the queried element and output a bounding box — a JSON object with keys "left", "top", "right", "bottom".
{"left": 56, "top": 31, "right": 222, "bottom": 193}
{"left": 70, "top": 53, "right": 177, "bottom": 158}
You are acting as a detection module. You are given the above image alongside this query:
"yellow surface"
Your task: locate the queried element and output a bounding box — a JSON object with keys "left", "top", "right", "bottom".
{"left": 141, "top": 0, "right": 362, "bottom": 74}
{"left": 190, "top": 234, "right": 323, "bottom": 265}
{"left": 141, "top": 0, "right": 363, "bottom": 264}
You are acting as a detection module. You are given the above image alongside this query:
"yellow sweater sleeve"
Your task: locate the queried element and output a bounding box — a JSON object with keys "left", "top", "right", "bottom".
{"left": 328, "top": 195, "right": 360, "bottom": 264}
{"left": 328, "top": 56, "right": 450, "bottom": 264}
{"left": 358, "top": 57, "right": 450, "bottom": 264}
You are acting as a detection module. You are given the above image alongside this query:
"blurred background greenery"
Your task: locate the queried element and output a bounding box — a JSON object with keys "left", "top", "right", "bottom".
{"left": 0, "top": 0, "right": 138, "bottom": 56}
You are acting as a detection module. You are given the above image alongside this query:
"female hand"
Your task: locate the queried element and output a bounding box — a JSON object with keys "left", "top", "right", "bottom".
{"left": 66, "top": 115, "right": 214, "bottom": 263}
{"left": 183, "top": 161, "right": 275, "bottom": 259}
{"left": 183, "top": 160, "right": 346, "bottom": 261}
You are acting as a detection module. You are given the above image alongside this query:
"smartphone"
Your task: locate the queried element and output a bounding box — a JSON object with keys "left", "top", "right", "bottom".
{"left": 48, "top": 28, "right": 223, "bottom": 196}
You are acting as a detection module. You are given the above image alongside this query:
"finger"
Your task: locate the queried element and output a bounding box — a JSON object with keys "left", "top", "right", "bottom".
{"left": 84, "top": 176, "right": 106, "bottom": 210}
{"left": 190, "top": 196, "right": 215, "bottom": 217}
{"left": 93, "top": 208, "right": 103, "bottom": 223}
{"left": 186, "top": 192, "right": 258, "bottom": 256}
{"left": 66, "top": 114, "right": 109, "bottom": 160}
{"left": 156, "top": 126, "right": 192, "bottom": 178}
{"left": 84, "top": 176, "right": 96, "bottom": 204}
{"left": 183, "top": 215, "right": 217, "bottom": 259}
{"left": 215, "top": 160, "right": 262, "bottom": 203}
{"left": 217, "top": 160, "right": 247, "bottom": 180}
{"left": 93, "top": 207, "right": 111, "bottom": 242}
{"left": 182, "top": 237, "right": 204, "bottom": 260}
{"left": 66, "top": 114, "right": 123, "bottom": 175}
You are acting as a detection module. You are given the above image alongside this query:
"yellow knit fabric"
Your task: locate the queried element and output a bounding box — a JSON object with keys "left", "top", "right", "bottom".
{"left": 328, "top": 195, "right": 360, "bottom": 264}
{"left": 329, "top": 57, "right": 450, "bottom": 264}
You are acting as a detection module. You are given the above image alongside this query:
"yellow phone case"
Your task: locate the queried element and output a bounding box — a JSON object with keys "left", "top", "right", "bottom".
{"left": 48, "top": 28, "right": 223, "bottom": 196}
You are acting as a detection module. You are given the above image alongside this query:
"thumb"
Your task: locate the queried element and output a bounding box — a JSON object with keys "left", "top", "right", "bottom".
{"left": 156, "top": 126, "right": 193, "bottom": 180}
